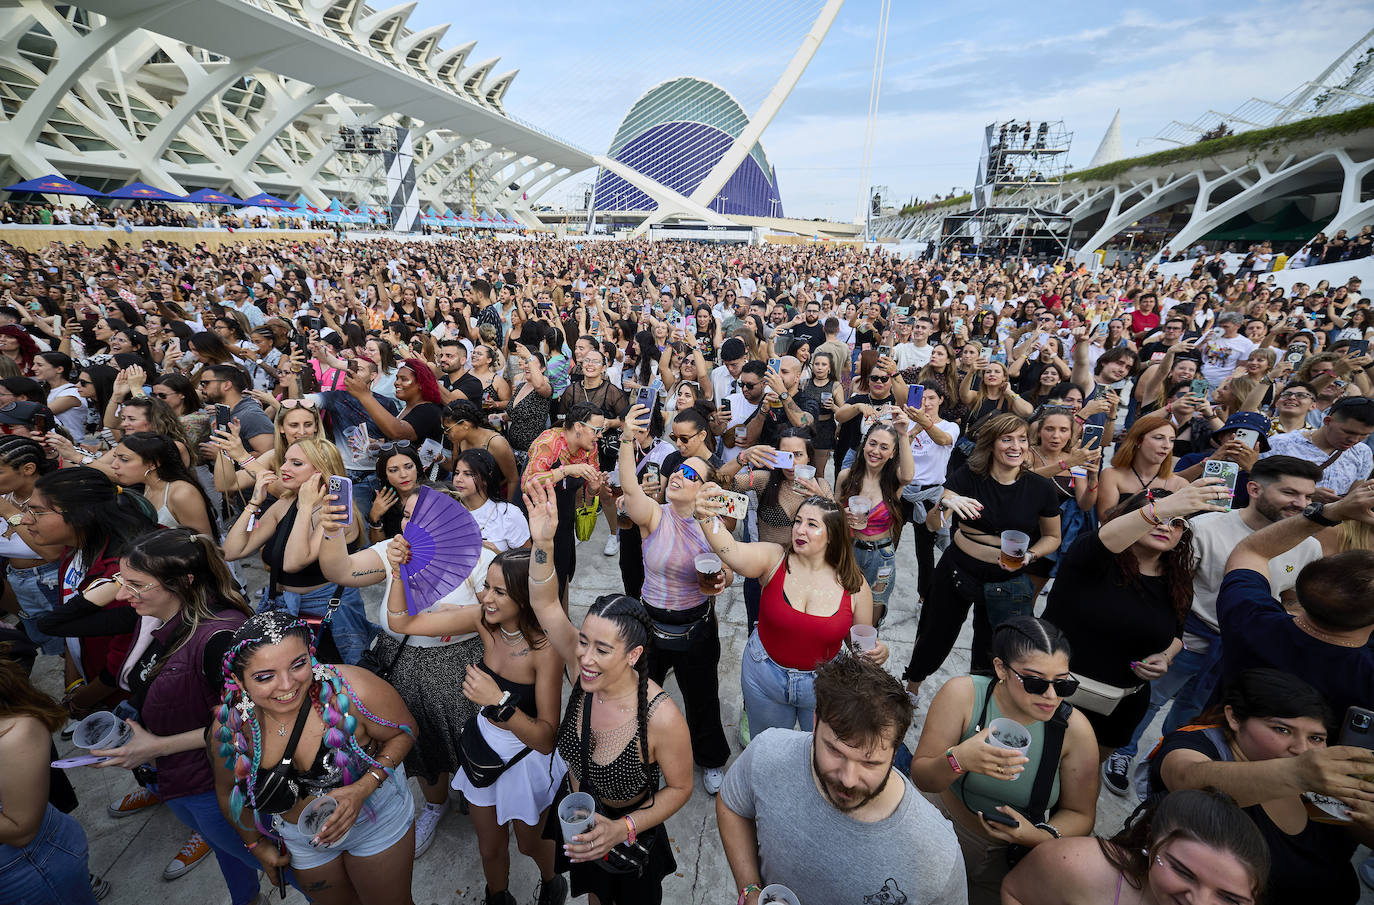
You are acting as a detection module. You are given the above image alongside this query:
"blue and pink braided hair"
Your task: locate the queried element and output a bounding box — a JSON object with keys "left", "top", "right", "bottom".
{"left": 215, "top": 611, "right": 413, "bottom": 831}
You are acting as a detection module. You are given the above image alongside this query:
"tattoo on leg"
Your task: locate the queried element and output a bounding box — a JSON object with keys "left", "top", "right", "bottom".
{"left": 305, "top": 881, "right": 331, "bottom": 891}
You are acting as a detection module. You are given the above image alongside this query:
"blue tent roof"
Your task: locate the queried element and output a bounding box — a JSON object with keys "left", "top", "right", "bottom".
{"left": 105, "top": 181, "right": 186, "bottom": 201}
{"left": 242, "top": 192, "right": 292, "bottom": 208}
{"left": 184, "top": 188, "right": 247, "bottom": 206}
{"left": 3, "top": 174, "right": 107, "bottom": 197}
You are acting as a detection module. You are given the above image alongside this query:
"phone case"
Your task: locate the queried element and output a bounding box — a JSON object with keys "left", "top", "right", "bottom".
{"left": 771, "top": 451, "right": 795, "bottom": 468}
{"left": 1202, "top": 460, "right": 1239, "bottom": 510}
{"left": 327, "top": 476, "right": 353, "bottom": 525}
{"left": 715, "top": 491, "right": 749, "bottom": 520}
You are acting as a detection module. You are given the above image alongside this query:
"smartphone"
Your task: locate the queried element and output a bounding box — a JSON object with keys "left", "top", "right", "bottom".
{"left": 1338, "top": 706, "right": 1374, "bottom": 753}
{"left": 642, "top": 462, "right": 660, "bottom": 484}
{"left": 51, "top": 755, "right": 111, "bottom": 769}
{"left": 768, "top": 358, "right": 781, "bottom": 372}
{"left": 214, "top": 404, "right": 232, "bottom": 431}
{"left": 1350, "top": 340, "right": 1370, "bottom": 356}
{"left": 714, "top": 490, "right": 749, "bottom": 520}
{"left": 31, "top": 410, "right": 52, "bottom": 433}
{"left": 979, "top": 347, "right": 993, "bottom": 363}
{"left": 1232, "top": 428, "right": 1260, "bottom": 450}
{"left": 877, "top": 345, "right": 892, "bottom": 359}
{"left": 1189, "top": 378, "right": 1210, "bottom": 399}
{"left": 908, "top": 385, "right": 925, "bottom": 408}
{"left": 771, "top": 450, "right": 795, "bottom": 469}
{"left": 1081, "top": 424, "right": 1104, "bottom": 450}
{"left": 634, "top": 387, "right": 656, "bottom": 414}
{"left": 326, "top": 476, "right": 354, "bottom": 525}
{"left": 719, "top": 397, "right": 732, "bottom": 416}
{"left": 1150, "top": 351, "right": 1166, "bottom": 363}
{"left": 1203, "top": 460, "right": 1240, "bottom": 510}
{"left": 897, "top": 306, "right": 910, "bottom": 317}
{"left": 981, "top": 810, "right": 1019, "bottom": 828}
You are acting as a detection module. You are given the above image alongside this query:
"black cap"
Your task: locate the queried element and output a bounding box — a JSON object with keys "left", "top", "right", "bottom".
{"left": 0, "top": 401, "right": 50, "bottom": 426}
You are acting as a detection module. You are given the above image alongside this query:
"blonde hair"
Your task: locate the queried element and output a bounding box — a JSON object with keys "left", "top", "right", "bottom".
{"left": 274, "top": 404, "right": 325, "bottom": 464}
{"left": 282, "top": 437, "right": 346, "bottom": 494}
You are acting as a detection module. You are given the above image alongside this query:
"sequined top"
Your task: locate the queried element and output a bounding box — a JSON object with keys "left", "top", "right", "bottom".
{"left": 556, "top": 687, "right": 667, "bottom": 804}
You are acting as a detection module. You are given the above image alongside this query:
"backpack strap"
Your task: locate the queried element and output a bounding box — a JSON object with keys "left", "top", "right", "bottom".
{"left": 1024, "top": 701, "right": 1071, "bottom": 825}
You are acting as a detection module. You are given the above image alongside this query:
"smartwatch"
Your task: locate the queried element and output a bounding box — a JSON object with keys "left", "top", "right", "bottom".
{"left": 483, "top": 691, "right": 516, "bottom": 723}
{"left": 1302, "top": 501, "right": 1340, "bottom": 527}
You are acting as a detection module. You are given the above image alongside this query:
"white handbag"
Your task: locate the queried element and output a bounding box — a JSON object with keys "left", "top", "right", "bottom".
{"left": 1065, "top": 674, "right": 1142, "bottom": 716}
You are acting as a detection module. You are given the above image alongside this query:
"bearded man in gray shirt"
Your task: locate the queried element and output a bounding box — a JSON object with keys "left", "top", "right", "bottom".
{"left": 718, "top": 655, "right": 967, "bottom": 905}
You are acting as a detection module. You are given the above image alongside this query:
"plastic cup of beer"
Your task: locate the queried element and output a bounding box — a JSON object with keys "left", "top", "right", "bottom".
{"left": 558, "top": 791, "right": 597, "bottom": 843}
{"left": 847, "top": 495, "right": 874, "bottom": 517}
{"left": 849, "top": 624, "right": 878, "bottom": 652}
{"left": 760, "top": 885, "right": 802, "bottom": 905}
{"left": 72, "top": 711, "right": 133, "bottom": 750}
{"left": 999, "top": 530, "right": 1030, "bottom": 569}
{"left": 793, "top": 463, "right": 816, "bottom": 494}
{"left": 694, "top": 553, "right": 724, "bottom": 595}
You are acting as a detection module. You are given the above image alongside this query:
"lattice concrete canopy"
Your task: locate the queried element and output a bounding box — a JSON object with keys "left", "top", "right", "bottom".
{"left": 0, "top": 0, "right": 770, "bottom": 226}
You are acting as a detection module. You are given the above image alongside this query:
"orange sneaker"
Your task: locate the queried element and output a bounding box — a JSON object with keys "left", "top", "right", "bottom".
{"left": 106, "top": 788, "right": 159, "bottom": 818}
{"left": 162, "top": 833, "right": 210, "bottom": 880}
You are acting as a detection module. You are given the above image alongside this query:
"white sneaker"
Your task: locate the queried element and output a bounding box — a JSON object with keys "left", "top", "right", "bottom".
{"left": 414, "top": 802, "right": 446, "bottom": 857}
{"left": 702, "top": 767, "right": 725, "bottom": 795}
{"left": 603, "top": 533, "right": 620, "bottom": 556}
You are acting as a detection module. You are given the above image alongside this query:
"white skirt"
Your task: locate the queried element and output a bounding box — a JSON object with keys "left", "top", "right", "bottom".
{"left": 452, "top": 714, "right": 567, "bottom": 827}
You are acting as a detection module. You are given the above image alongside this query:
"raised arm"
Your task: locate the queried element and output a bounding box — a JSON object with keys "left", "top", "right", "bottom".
{"left": 618, "top": 403, "right": 662, "bottom": 530}
{"left": 692, "top": 481, "right": 787, "bottom": 579}
{"left": 1099, "top": 477, "right": 1227, "bottom": 553}
{"left": 523, "top": 479, "right": 579, "bottom": 669}
{"left": 1228, "top": 482, "right": 1374, "bottom": 575}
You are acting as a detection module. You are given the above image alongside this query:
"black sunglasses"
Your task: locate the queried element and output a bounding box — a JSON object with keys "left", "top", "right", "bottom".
{"left": 1011, "top": 669, "right": 1079, "bottom": 698}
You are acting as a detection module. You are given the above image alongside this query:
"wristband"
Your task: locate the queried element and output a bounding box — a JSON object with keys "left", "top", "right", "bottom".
{"left": 65, "top": 678, "right": 86, "bottom": 694}
{"left": 367, "top": 769, "right": 387, "bottom": 786}
{"left": 945, "top": 747, "right": 964, "bottom": 774}
{"left": 624, "top": 814, "right": 637, "bottom": 845}
{"left": 246, "top": 836, "right": 265, "bottom": 851}
{"left": 239, "top": 455, "right": 257, "bottom": 467}
{"left": 1034, "top": 821, "right": 1061, "bottom": 839}
{"left": 739, "top": 884, "right": 762, "bottom": 905}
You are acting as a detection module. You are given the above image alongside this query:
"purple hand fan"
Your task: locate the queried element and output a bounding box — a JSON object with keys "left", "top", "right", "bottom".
{"left": 399, "top": 486, "right": 483, "bottom": 615}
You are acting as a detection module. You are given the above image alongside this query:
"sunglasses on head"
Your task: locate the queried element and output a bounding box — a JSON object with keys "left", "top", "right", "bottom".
{"left": 280, "top": 398, "right": 319, "bottom": 410}
{"left": 379, "top": 440, "right": 412, "bottom": 451}
{"left": 1010, "top": 669, "right": 1080, "bottom": 697}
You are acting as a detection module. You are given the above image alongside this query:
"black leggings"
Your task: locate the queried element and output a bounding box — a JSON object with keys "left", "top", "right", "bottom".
{"left": 900, "top": 499, "right": 942, "bottom": 604}
{"left": 902, "top": 553, "right": 997, "bottom": 684}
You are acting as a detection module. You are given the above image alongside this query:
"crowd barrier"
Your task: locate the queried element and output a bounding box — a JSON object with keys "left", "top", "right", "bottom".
{"left": 0, "top": 224, "right": 334, "bottom": 251}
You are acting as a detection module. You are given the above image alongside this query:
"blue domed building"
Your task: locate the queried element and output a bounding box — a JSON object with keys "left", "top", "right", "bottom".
{"left": 593, "top": 77, "right": 783, "bottom": 218}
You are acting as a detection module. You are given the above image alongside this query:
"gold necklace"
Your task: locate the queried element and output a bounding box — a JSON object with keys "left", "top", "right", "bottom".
{"left": 1295, "top": 614, "right": 1364, "bottom": 648}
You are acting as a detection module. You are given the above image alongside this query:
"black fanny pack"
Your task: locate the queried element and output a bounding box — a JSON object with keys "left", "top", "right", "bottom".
{"left": 459, "top": 716, "right": 531, "bottom": 788}
{"left": 646, "top": 601, "right": 712, "bottom": 653}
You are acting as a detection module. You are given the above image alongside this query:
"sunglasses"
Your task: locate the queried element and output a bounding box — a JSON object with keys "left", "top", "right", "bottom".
{"left": 868, "top": 374, "right": 890, "bottom": 383}
{"left": 1010, "top": 669, "right": 1080, "bottom": 698}
{"left": 670, "top": 429, "right": 702, "bottom": 444}
{"left": 280, "top": 398, "right": 319, "bottom": 410}
{"left": 675, "top": 462, "right": 704, "bottom": 483}
{"left": 739, "top": 381, "right": 761, "bottom": 390}
{"left": 379, "top": 440, "right": 412, "bottom": 452}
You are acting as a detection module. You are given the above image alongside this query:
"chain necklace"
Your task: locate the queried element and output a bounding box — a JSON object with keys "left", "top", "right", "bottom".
{"left": 1295, "top": 614, "right": 1364, "bottom": 648}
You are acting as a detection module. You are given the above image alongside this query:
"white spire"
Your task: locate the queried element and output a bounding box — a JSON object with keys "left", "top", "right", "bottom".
{"left": 1087, "top": 109, "right": 1122, "bottom": 168}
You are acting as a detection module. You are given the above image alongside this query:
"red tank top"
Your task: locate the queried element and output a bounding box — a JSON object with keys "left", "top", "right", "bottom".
{"left": 756, "top": 558, "right": 853, "bottom": 670}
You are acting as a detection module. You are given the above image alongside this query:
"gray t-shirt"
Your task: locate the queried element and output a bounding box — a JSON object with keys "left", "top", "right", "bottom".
{"left": 230, "top": 397, "right": 275, "bottom": 448}
{"left": 720, "top": 729, "right": 967, "bottom": 905}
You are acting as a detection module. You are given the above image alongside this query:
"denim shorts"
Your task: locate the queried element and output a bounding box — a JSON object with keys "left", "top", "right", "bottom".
{"left": 272, "top": 765, "right": 415, "bottom": 869}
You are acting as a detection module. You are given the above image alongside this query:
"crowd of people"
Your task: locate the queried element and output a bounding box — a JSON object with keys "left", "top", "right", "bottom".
{"left": 1, "top": 229, "right": 1374, "bottom": 905}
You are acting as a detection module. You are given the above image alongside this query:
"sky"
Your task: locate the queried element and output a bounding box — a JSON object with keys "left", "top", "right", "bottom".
{"left": 403, "top": 0, "right": 1374, "bottom": 221}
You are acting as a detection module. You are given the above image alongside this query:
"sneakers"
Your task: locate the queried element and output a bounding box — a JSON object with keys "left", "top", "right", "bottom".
{"left": 162, "top": 833, "right": 210, "bottom": 880}
{"left": 1102, "top": 751, "right": 1132, "bottom": 797}
{"left": 702, "top": 767, "right": 725, "bottom": 795}
{"left": 61, "top": 719, "right": 79, "bottom": 741}
{"left": 603, "top": 532, "right": 620, "bottom": 556}
{"left": 484, "top": 888, "right": 517, "bottom": 905}
{"left": 107, "top": 787, "right": 159, "bottom": 818}
{"left": 414, "top": 801, "right": 446, "bottom": 858}
{"left": 90, "top": 873, "right": 111, "bottom": 901}
{"left": 536, "top": 875, "right": 569, "bottom": 905}
{"left": 738, "top": 710, "right": 751, "bottom": 747}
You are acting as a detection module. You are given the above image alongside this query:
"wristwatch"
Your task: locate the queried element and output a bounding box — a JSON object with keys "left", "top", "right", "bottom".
{"left": 778, "top": 392, "right": 790, "bottom": 401}
{"left": 1302, "top": 501, "right": 1340, "bottom": 527}
{"left": 483, "top": 691, "right": 516, "bottom": 723}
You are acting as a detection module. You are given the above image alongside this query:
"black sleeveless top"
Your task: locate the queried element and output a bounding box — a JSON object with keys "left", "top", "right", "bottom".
{"left": 478, "top": 660, "right": 536, "bottom": 719}
{"left": 556, "top": 686, "right": 667, "bottom": 804}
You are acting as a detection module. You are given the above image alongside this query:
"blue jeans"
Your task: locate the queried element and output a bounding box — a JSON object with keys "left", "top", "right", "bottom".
{"left": 852, "top": 541, "right": 897, "bottom": 613}
{"left": 1113, "top": 647, "right": 1207, "bottom": 760}
{"left": 741, "top": 630, "right": 818, "bottom": 736}
{"left": 260, "top": 583, "right": 377, "bottom": 665}
{"left": 164, "top": 792, "right": 261, "bottom": 905}
{"left": 0, "top": 804, "right": 98, "bottom": 905}
{"left": 9, "top": 561, "right": 63, "bottom": 655}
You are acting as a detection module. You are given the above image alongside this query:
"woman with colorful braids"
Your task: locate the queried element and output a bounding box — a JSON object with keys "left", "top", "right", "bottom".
{"left": 209, "top": 610, "right": 419, "bottom": 905}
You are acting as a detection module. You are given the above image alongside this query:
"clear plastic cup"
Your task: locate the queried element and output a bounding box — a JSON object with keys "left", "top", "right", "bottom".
{"left": 849, "top": 624, "right": 878, "bottom": 651}
{"left": 999, "top": 530, "right": 1030, "bottom": 569}
{"left": 792, "top": 464, "right": 816, "bottom": 494}
{"left": 986, "top": 717, "right": 1032, "bottom": 760}
{"left": 558, "top": 791, "right": 597, "bottom": 843}
{"left": 694, "top": 553, "right": 724, "bottom": 595}
{"left": 72, "top": 711, "right": 133, "bottom": 750}
{"left": 847, "top": 496, "right": 874, "bottom": 516}
{"left": 298, "top": 794, "right": 352, "bottom": 848}
{"left": 760, "top": 885, "right": 802, "bottom": 905}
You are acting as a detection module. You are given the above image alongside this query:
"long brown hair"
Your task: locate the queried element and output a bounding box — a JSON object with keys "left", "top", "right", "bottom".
{"left": 966, "top": 412, "right": 1030, "bottom": 477}
{"left": 788, "top": 497, "right": 864, "bottom": 594}
{"left": 0, "top": 644, "right": 67, "bottom": 731}
{"left": 838, "top": 423, "right": 905, "bottom": 544}
{"left": 489, "top": 549, "right": 547, "bottom": 650}
{"left": 1103, "top": 490, "right": 1196, "bottom": 623}
{"left": 1110, "top": 410, "right": 1176, "bottom": 476}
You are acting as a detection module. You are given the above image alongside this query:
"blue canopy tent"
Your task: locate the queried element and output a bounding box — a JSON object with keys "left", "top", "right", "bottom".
{"left": 242, "top": 192, "right": 292, "bottom": 208}
{"left": 184, "top": 188, "right": 247, "bottom": 206}
{"left": 3, "top": 174, "right": 108, "bottom": 197}
{"left": 105, "top": 181, "right": 186, "bottom": 201}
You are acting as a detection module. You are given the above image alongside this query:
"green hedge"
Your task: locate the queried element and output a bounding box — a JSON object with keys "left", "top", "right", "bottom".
{"left": 898, "top": 193, "right": 971, "bottom": 217}
{"left": 1066, "top": 103, "right": 1374, "bottom": 182}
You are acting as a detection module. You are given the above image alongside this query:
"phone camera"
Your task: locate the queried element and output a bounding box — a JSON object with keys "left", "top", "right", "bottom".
{"left": 1355, "top": 714, "right": 1371, "bottom": 731}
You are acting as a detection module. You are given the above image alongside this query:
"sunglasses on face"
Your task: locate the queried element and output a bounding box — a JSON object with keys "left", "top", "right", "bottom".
{"left": 739, "top": 381, "right": 761, "bottom": 390}
{"left": 1010, "top": 669, "right": 1080, "bottom": 697}
{"left": 670, "top": 429, "right": 702, "bottom": 444}
{"left": 868, "top": 374, "right": 890, "bottom": 383}
{"left": 675, "top": 462, "right": 704, "bottom": 483}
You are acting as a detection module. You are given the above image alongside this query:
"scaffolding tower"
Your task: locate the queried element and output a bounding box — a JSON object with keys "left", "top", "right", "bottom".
{"left": 941, "top": 119, "right": 1073, "bottom": 258}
